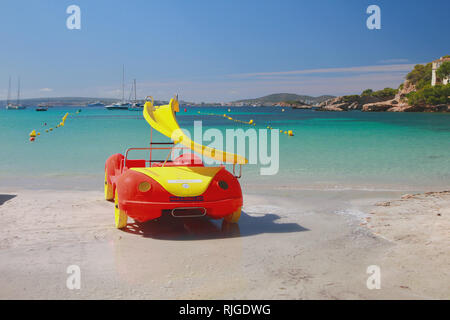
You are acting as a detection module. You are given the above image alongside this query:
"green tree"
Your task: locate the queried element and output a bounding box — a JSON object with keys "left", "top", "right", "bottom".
{"left": 406, "top": 63, "right": 432, "bottom": 89}
{"left": 361, "top": 89, "right": 373, "bottom": 96}
{"left": 372, "top": 88, "right": 397, "bottom": 100}
{"left": 437, "top": 61, "right": 450, "bottom": 80}
{"left": 407, "top": 84, "right": 450, "bottom": 106}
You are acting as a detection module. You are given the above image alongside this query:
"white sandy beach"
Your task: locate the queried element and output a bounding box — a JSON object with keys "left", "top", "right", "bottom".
{"left": 0, "top": 188, "right": 448, "bottom": 299}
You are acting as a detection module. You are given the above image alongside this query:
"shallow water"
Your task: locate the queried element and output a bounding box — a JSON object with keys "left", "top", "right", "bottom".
{"left": 1, "top": 106, "right": 449, "bottom": 191}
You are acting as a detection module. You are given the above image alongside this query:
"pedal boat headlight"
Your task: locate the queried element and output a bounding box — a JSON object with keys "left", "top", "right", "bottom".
{"left": 138, "top": 181, "right": 152, "bottom": 192}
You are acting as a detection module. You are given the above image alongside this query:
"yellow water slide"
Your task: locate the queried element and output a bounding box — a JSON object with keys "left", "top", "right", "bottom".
{"left": 143, "top": 97, "right": 248, "bottom": 165}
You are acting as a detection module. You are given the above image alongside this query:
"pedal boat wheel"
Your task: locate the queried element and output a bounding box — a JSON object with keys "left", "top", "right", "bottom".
{"left": 104, "top": 170, "right": 114, "bottom": 201}
{"left": 224, "top": 206, "right": 242, "bottom": 223}
{"left": 114, "top": 190, "right": 128, "bottom": 229}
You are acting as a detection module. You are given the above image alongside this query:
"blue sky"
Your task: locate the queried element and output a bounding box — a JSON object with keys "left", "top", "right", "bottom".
{"left": 0, "top": 0, "right": 449, "bottom": 101}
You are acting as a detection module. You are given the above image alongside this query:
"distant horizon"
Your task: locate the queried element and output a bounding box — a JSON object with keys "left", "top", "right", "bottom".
{"left": 0, "top": 92, "right": 336, "bottom": 103}
{"left": 0, "top": 61, "right": 417, "bottom": 102}
{"left": 0, "top": 92, "right": 337, "bottom": 105}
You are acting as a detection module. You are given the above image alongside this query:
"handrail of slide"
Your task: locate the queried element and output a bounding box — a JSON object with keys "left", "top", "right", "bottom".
{"left": 142, "top": 96, "right": 248, "bottom": 165}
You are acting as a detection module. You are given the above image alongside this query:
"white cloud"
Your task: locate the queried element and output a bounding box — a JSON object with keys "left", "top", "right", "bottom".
{"left": 39, "top": 88, "right": 53, "bottom": 92}
{"left": 81, "top": 69, "right": 408, "bottom": 102}
{"left": 229, "top": 63, "right": 416, "bottom": 79}
{"left": 378, "top": 58, "right": 410, "bottom": 64}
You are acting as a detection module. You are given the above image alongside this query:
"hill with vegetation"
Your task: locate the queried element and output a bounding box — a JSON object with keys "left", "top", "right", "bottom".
{"left": 318, "top": 55, "right": 450, "bottom": 112}
{"left": 405, "top": 57, "right": 450, "bottom": 107}
{"left": 233, "top": 93, "right": 335, "bottom": 106}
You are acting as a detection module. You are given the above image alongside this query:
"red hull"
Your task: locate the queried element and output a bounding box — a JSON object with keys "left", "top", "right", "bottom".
{"left": 105, "top": 153, "right": 243, "bottom": 223}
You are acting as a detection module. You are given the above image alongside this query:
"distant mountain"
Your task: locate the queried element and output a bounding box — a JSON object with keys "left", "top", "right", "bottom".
{"left": 0, "top": 97, "right": 119, "bottom": 107}
{"left": 232, "top": 93, "right": 335, "bottom": 106}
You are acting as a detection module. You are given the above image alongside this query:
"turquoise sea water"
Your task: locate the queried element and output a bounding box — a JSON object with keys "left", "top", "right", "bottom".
{"left": 1, "top": 107, "right": 449, "bottom": 191}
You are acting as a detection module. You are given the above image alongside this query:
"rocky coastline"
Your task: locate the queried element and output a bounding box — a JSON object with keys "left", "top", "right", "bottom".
{"left": 277, "top": 101, "right": 314, "bottom": 109}
{"left": 316, "top": 80, "right": 449, "bottom": 112}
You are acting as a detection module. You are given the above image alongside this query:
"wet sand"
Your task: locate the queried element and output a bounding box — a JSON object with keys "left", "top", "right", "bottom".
{"left": 0, "top": 188, "right": 448, "bottom": 299}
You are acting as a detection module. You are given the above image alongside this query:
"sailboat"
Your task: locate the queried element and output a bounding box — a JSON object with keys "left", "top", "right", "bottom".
{"left": 5, "top": 76, "right": 26, "bottom": 110}
{"left": 128, "top": 79, "right": 143, "bottom": 111}
{"left": 105, "top": 65, "right": 131, "bottom": 110}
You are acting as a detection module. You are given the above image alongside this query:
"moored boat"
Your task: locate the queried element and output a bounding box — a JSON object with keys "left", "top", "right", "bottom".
{"left": 105, "top": 65, "right": 131, "bottom": 110}
{"left": 87, "top": 101, "right": 105, "bottom": 107}
{"left": 128, "top": 79, "right": 143, "bottom": 111}
{"left": 5, "top": 77, "right": 26, "bottom": 110}
{"left": 106, "top": 102, "right": 131, "bottom": 110}
{"left": 36, "top": 99, "right": 50, "bottom": 111}
{"left": 6, "top": 104, "right": 26, "bottom": 110}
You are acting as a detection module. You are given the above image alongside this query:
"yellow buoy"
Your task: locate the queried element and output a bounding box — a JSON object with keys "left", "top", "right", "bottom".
{"left": 288, "top": 130, "right": 294, "bottom": 136}
{"left": 29, "top": 130, "right": 37, "bottom": 137}
{"left": 249, "top": 119, "right": 253, "bottom": 124}
{"left": 37, "top": 132, "right": 41, "bottom": 136}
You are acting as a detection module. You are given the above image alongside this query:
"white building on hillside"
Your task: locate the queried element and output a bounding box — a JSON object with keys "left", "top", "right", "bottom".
{"left": 431, "top": 56, "right": 450, "bottom": 86}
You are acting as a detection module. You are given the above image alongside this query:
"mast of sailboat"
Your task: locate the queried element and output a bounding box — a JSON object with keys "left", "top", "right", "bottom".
{"left": 17, "top": 77, "right": 20, "bottom": 105}
{"left": 122, "top": 65, "right": 125, "bottom": 104}
{"left": 134, "top": 79, "right": 137, "bottom": 103}
{"left": 6, "top": 76, "right": 11, "bottom": 106}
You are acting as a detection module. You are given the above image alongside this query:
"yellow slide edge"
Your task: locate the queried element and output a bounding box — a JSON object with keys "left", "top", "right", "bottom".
{"left": 143, "top": 97, "right": 248, "bottom": 165}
